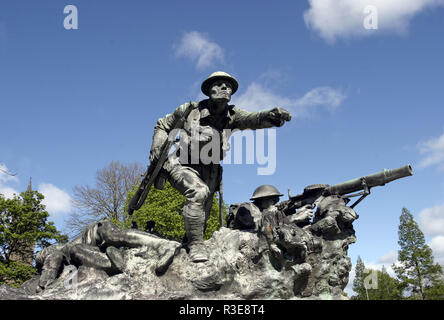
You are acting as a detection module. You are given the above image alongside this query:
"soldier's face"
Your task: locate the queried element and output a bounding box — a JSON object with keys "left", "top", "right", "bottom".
{"left": 256, "top": 196, "right": 279, "bottom": 211}
{"left": 209, "top": 80, "right": 232, "bottom": 102}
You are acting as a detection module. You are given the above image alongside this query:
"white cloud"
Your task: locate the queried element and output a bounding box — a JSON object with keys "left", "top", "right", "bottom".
{"left": 0, "top": 163, "right": 18, "bottom": 184}
{"left": 419, "top": 203, "right": 444, "bottom": 236}
{"left": 0, "top": 165, "right": 72, "bottom": 219}
{"left": 430, "top": 236, "right": 444, "bottom": 255}
{"left": 365, "top": 259, "right": 399, "bottom": 278}
{"left": 0, "top": 186, "right": 19, "bottom": 199}
{"left": 416, "top": 137, "right": 444, "bottom": 265}
{"left": 174, "top": 31, "right": 224, "bottom": 69}
{"left": 0, "top": 163, "right": 19, "bottom": 199}
{"left": 38, "top": 183, "right": 72, "bottom": 218}
{"left": 232, "top": 82, "right": 346, "bottom": 117}
{"left": 303, "top": 0, "right": 444, "bottom": 43}
{"left": 419, "top": 203, "right": 444, "bottom": 266}
{"left": 417, "top": 130, "right": 444, "bottom": 170}
{"left": 429, "top": 236, "right": 444, "bottom": 265}
{"left": 376, "top": 250, "right": 398, "bottom": 265}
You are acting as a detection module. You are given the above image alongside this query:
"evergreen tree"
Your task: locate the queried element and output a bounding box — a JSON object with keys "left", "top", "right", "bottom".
{"left": 352, "top": 256, "right": 367, "bottom": 300}
{"left": 352, "top": 259, "right": 402, "bottom": 300}
{"left": 124, "top": 181, "right": 227, "bottom": 242}
{"left": 0, "top": 188, "right": 67, "bottom": 287}
{"left": 423, "top": 281, "right": 444, "bottom": 300}
{"left": 393, "top": 207, "right": 444, "bottom": 300}
{"left": 368, "top": 267, "right": 403, "bottom": 300}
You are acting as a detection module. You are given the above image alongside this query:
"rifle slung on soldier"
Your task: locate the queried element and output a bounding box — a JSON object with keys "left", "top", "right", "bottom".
{"left": 128, "top": 102, "right": 197, "bottom": 218}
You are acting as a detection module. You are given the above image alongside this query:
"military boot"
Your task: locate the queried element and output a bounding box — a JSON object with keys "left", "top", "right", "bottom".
{"left": 188, "top": 241, "right": 208, "bottom": 263}
{"left": 184, "top": 218, "right": 208, "bottom": 263}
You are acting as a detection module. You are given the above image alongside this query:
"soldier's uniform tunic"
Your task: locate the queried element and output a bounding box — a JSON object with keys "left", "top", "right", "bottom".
{"left": 151, "top": 99, "right": 278, "bottom": 251}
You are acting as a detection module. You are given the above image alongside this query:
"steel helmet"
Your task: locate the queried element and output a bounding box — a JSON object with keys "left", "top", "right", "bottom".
{"left": 201, "top": 71, "right": 239, "bottom": 97}
{"left": 250, "top": 185, "right": 283, "bottom": 201}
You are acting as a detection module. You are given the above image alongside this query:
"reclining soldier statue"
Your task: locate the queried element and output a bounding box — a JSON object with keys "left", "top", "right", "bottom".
{"left": 35, "top": 219, "right": 181, "bottom": 292}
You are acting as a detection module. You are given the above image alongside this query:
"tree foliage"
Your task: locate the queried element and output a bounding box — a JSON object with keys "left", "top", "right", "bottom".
{"left": 125, "top": 180, "right": 227, "bottom": 242}
{"left": 0, "top": 189, "right": 67, "bottom": 287}
{"left": 65, "top": 161, "right": 143, "bottom": 236}
{"left": 393, "top": 207, "right": 444, "bottom": 300}
{"left": 352, "top": 258, "right": 402, "bottom": 300}
{"left": 369, "top": 267, "right": 403, "bottom": 300}
{"left": 0, "top": 261, "right": 35, "bottom": 287}
{"left": 423, "top": 281, "right": 444, "bottom": 300}
{"left": 351, "top": 256, "right": 367, "bottom": 300}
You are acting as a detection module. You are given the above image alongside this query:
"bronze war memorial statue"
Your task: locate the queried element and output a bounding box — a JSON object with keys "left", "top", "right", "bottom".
{"left": 128, "top": 71, "right": 291, "bottom": 263}
{"left": 0, "top": 72, "right": 413, "bottom": 300}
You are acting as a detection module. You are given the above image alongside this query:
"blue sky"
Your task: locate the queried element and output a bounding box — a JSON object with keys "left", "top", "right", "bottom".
{"left": 1, "top": 0, "right": 444, "bottom": 294}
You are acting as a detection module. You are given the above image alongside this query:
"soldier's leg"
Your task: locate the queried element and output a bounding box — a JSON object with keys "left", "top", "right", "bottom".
{"left": 202, "top": 191, "right": 215, "bottom": 233}
{"left": 105, "top": 246, "right": 125, "bottom": 273}
{"left": 201, "top": 164, "right": 221, "bottom": 234}
{"left": 97, "top": 220, "right": 180, "bottom": 251}
{"left": 68, "top": 244, "right": 116, "bottom": 274}
{"left": 168, "top": 165, "right": 210, "bottom": 262}
{"left": 37, "top": 250, "right": 65, "bottom": 291}
{"left": 97, "top": 220, "right": 181, "bottom": 274}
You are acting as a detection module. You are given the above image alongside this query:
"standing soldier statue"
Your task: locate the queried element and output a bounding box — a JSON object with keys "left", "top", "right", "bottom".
{"left": 130, "top": 71, "right": 291, "bottom": 263}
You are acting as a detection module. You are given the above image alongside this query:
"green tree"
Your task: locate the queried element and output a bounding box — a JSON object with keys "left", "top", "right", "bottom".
{"left": 0, "top": 260, "right": 35, "bottom": 288}
{"left": 0, "top": 188, "right": 67, "bottom": 287}
{"left": 368, "top": 267, "right": 403, "bottom": 300}
{"left": 352, "top": 256, "right": 367, "bottom": 300}
{"left": 393, "top": 207, "right": 444, "bottom": 300}
{"left": 352, "top": 259, "right": 402, "bottom": 300}
{"left": 424, "top": 281, "right": 444, "bottom": 300}
{"left": 125, "top": 181, "right": 227, "bottom": 242}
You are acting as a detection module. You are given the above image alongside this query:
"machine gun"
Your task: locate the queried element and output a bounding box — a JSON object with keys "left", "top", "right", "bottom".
{"left": 280, "top": 165, "right": 413, "bottom": 215}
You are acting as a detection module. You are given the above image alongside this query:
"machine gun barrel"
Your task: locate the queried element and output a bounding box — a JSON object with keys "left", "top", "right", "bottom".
{"left": 284, "top": 165, "right": 413, "bottom": 212}
{"left": 327, "top": 164, "right": 413, "bottom": 196}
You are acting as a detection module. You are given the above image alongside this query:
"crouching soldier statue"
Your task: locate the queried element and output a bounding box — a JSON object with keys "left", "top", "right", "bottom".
{"left": 227, "top": 185, "right": 316, "bottom": 273}
{"left": 227, "top": 185, "right": 314, "bottom": 232}
{"left": 35, "top": 220, "right": 181, "bottom": 292}
{"left": 145, "top": 71, "right": 291, "bottom": 263}
{"left": 252, "top": 186, "right": 316, "bottom": 272}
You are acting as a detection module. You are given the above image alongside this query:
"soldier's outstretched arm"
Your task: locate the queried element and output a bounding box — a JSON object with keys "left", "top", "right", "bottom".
{"left": 232, "top": 106, "right": 291, "bottom": 130}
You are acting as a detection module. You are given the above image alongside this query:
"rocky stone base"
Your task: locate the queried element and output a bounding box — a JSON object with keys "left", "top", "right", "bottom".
{"left": 1, "top": 225, "right": 351, "bottom": 300}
